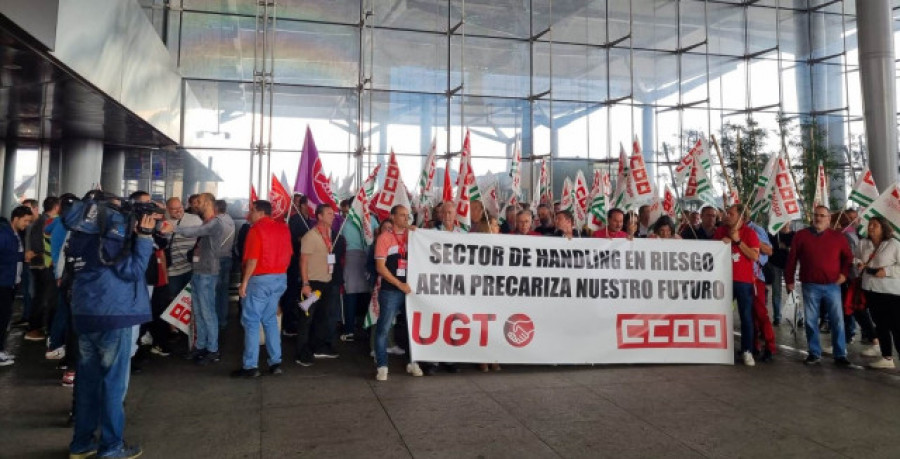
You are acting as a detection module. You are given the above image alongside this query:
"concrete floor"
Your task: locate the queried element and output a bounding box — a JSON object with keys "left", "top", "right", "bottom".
{"left": 2, "top": 313, "right": 900, "bottom": 458}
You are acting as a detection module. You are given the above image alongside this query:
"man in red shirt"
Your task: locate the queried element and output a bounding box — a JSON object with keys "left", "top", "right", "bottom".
{"left": 234, "top": 200, "right": 292, "bottom": 377}
{"left": 786, "top": 205, "right": 853, "bottom": 366}
{"left": 713, "top": 204, "right": 760, "bottom": 366}
{"left": 593, "top": 208, "right": 629, "bottom": 239}
{"left": 373, "top": 205, "right": 423, "bottom": 381}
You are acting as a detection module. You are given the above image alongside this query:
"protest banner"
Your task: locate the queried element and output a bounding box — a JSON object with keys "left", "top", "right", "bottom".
{"left": 162, "top": 284, "right": 193, "bottom": 334}
{"left": 406, "top": 230, "right": 734, "bottom": 365}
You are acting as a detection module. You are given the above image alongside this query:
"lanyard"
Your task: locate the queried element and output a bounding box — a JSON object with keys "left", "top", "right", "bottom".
{"left": 391, "top": 230, "right": 408, "bottom": 258}
{"left": 316, "top": 226, "right": 332, "bottom": 253}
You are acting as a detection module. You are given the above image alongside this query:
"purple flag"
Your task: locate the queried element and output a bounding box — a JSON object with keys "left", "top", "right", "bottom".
{"left": 294, "top": 126, "right": 337, "bottom": 212}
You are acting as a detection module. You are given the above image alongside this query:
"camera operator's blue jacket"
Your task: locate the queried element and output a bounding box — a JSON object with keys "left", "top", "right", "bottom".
{"left": 68, "top": 231, "right": 153, "bottom": 333}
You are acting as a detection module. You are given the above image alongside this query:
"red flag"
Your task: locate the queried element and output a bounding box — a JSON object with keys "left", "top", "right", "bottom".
{"left": 372, "top": 150, "right": 412, "bottom": 221}
{"left": 250, "top": 184, "right": 258, "bottom": 203}
{"left": 270, "top": 174, "right": 291, "bottom": 221}
{"left": 442, "top": 159, "right": 453, "bottom": 202}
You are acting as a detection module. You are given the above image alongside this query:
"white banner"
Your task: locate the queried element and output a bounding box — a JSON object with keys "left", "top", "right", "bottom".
{"left": 406, "top": 231, "right": 734, "bottom": 365}
{"left": 162, "top": 284, "right": 193, "bottom": 334}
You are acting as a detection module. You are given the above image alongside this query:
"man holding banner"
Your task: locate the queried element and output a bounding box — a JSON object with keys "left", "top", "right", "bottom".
{"left": 373, "top": 205, "right": 423, "bottom": 381}
{"left": 714, "top": 204, "right": 760, "bottom": 366}
{"left": 786, "top": 205, "right": 854, "bottom": 366}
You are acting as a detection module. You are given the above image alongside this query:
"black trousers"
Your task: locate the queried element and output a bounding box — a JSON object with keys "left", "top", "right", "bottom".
{"left": 280, "top": 263, "right": 300, "bottom": 334}
{"left": 28, "top": 268, "right": 57, "bottom": 331}
{"left": 866, "top": 290, "right": 900, "bottom": 358}
{"left": 295, "top": 280, "right": 338, "bottom": 362}
{"left": 0, "top": 286, "right": 14, "bottom": 351}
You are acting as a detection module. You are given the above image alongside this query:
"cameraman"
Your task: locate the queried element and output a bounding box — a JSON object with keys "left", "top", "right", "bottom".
{"left": 67, "top": 203, "right": 155, "bottom": 459}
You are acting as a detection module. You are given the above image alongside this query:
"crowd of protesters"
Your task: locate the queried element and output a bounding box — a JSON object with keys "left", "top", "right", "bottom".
{"left": 1, "top": 190, "right": 899, "bottom": 457}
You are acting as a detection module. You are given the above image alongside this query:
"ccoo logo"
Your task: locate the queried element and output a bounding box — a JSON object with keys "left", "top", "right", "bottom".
{"left": 504, "top": 314, "right": 535, "bottom": 347}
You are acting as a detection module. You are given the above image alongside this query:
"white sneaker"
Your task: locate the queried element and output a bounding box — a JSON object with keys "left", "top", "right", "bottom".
{"left": 0, "top": 351, "right": 14, "bottom": 366}
{"left": 406, "top": 362, "right": 423, "bottom": 377}
{"left": 376, "top": 366, "right": 388, "bottom": 381}
{"left": 139, "top": 331, "right": 153, "bottom": 346}
{"left": 45, "top": 346, "right": 66, "bottom": 360}
{"left": 868, "top": 358, "right": 896, "bottom": 369}
{"left": 742, "top": 351, "right": 755, "bottom": 367}
{"left": 387, "top": 346, "right": 406, "bottom": 356}
{"left": 861, "top": 345, "right": 882, "bottom": 357}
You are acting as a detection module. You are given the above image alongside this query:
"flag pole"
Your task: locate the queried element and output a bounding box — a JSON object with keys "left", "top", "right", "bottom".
{"left": 662, "top": 142, "right": 698, "bottom": 239}
{"left": 709, "top": 135, "right": 737, "bottom": 202}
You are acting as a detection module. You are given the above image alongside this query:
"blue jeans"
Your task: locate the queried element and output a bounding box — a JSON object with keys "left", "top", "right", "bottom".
{"left": 769, "top": 266, "right": 783, "bottom": 322}
{"left": 734, "top": 281, "right": 755, "bottom": 353}
{"left": 240, "top": 274, "right": 286, "bottom": 369}
{"left": 191, "top": 274, "right": 219, "bottom": 353}
{"left": 342, "top": 293, "right": 362, "bottom": 335}
{"left": 374, "top": 289, "right": 410, "bottom": 368}
{"left": 70, "top": 327, "right": 133, "bottom": 456}
{"left": 802, "top": 283, "right": 846, "bottom": 358}
{"left": 216, "top": 257, "right": 233, "bottom": 329}
{"left": 48, "top": 290, "right": 70, "bottom": 350}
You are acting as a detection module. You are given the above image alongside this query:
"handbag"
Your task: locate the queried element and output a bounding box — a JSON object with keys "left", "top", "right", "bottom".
{"left": 843, "top": 277, "right": 865, "bottom": 315}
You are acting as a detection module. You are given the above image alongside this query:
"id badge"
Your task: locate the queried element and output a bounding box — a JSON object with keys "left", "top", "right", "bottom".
{"left": 397, "top": 259, "right": 408, "bottom": 277}
{"left": 327, "top": 254, "right": 336, "bottom": 264}
{"left": 193, "top": 255, "right": 200, "bottom": 263}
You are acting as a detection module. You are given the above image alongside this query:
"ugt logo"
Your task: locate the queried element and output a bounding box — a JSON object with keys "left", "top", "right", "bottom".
{"left": 411, "top": 312, "right": 536, "bottom": 348}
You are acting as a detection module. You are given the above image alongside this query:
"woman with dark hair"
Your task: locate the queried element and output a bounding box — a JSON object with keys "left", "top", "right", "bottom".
{"left": 649, "top": 215, "right": 681, "bottom": 239}
{"left": 855, "top": 216, "right": 900, "bottom": 369}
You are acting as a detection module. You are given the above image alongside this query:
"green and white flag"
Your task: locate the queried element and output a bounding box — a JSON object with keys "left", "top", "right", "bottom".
{"left": 417, "top": 136, "right": 438, "bottom": 198}
{"left": 348, "top": 164, "right": 381, "bottom": 246}
{"left": 587, "top": 169, "right": 609, "bottom": 231}
{"left": 849, "top": 167, "right": 878, "bottom": 208}
{"left": 859, "top": 183, "right": 900, "bottom": 239}
{"left": 749, "top": 151, "right": 779, "bottom": 220}
{"left": 509, "top": 136, "right": 522, "bottom": 199}
{"left": 612, "top": 143, "right": 631, "bottom": 211}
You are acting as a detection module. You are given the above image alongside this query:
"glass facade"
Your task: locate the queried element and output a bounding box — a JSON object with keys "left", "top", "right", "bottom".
{"left": 130, "top": 0, "right": 874, "bottom": 204}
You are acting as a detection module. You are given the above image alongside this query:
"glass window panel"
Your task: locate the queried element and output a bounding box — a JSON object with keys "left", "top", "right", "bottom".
{"left": 552, "top": 44, "right": 606, "bottom": 102}
{"left": 453, "top": 0, "right": 530, "bottom": 39}
{"left": 457, "top": 96, "right": 527, "bottom": 159}
{"left": 809, "top": 12, "right": 846, "bottom": 60}
{"left": 275, "top": 21, "right": 359, "bottom": 87}
{"left": 270, "top": 86, "right": 357, "bottom": 152}
{"left": 587, "top": 106, "right": 610, "bottom": 160}
{"left": 781, "top": 60, "right": 810, "bottom": 114}
{"left": 183, "top": 80, "right": 253, "bottom": 149}
{"left": 681, "top": 52, "right": 709, "bottom": 103}
{"left": 707, "top": 2, "right": 745, "bottom": 57}
{"left": 365, "top": 91, "right": 448, "bottom": 159}
{"left": 373, "top": 29, "right": 448, "bottom": 93}
{"left": 778, "top": 8, "right": 808, "bottom": 60}
{"left": 609, "top": 104, "right": 642, "bottom": 147}
{"left": 533, "top": 100, "right": 552, "bottom": 158}
{"left": 632, "top": 0, "right": 677, "bottom": 51}
{"left": 373, "top": 0, "right": 447, "bottom": 33}
{"left": 683, "top": 106, "right": 712, "bottom": 143}
{"left": 179, "top": 13, "right": 255, "bottom": 81}
{"left": 655, "top": 110, "right": 680, "bottom": 180}
{"left": 609, "top": 47, "right": 631, "bottom": 100}
{"left": 750, "top": 112, "right": 781, "bottom": 154}
{"left": 633, "top": 50, "right": 678, "bottom": 107}
{"left": 747, "top": 6, "right": 777, "bottom": 54}
{"left": 182, "top": 149, "right": 252, "bottom": 201}
{"left": 607, "top": 0, "right": 631, "bottom": 42}
{"left": 13, "top": 148, "right": 38, "bottom": 201}
{"left": 533, "top": 41, "right": 552, "bottom": 96}
{"left": 456, "top": 36, "right": 530, "bottom": 98}
{"left": 680, "top": 0, "right": 707, "bottom": 47}
{"left": 553, "top": 102, "right": 591, "bottom": 158}
{"left": 749, "top": 58, "right": 780, "bottom": 108}
{"left": 708, "top": 56, "right": 746, "bottom": 111}
{"left": 547, "top": 0, "right": 607, "bottom": 46}
{"left": 181, "top": 0, "right": 359, "bottom": 24}
{"left": 846, "top": 67, "right": 861, "bottom": 117}
{"left": 810, "top": 62, "right": 845, "bottom": 111}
